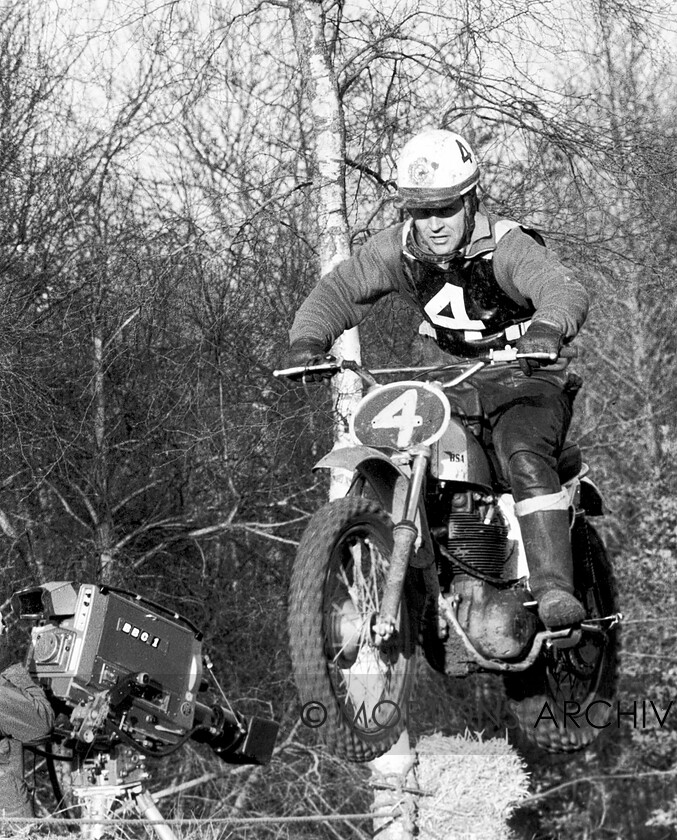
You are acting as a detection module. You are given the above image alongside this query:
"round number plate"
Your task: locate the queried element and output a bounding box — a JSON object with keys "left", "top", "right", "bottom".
{"left": 350, "top": 382, "right": 450, "bottom": 449}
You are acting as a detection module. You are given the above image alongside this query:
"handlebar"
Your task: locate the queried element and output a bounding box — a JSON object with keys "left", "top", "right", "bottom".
{"left": 272, "top": 345, "right": 578, "bottom": 380}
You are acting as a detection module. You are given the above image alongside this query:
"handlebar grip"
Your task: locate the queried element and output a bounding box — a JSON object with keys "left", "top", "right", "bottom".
{"left": 559, "top": 346, "right": 578, "bottom": 359}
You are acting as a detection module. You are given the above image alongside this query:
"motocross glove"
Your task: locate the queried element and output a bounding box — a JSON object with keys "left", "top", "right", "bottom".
{"left": 515, "top": 322, "right": 564, "bottom": 376}
{"left": 284, "top": 339, "right": 337, "bottom": 381}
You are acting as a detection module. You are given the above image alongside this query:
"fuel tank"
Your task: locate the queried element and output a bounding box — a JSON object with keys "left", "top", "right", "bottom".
{"left": 431, "top": 416, "right": 492, "bottom": 490}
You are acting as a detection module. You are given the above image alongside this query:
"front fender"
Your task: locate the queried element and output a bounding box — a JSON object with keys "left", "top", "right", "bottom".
{"left": 314, "top": 445, "right": 407, "bottom": 476}
{"left": 314, "top": 445, "right": 433, "bottom": 569}
{"left": 314, "top": 446, "right": 410, "bottom": 520}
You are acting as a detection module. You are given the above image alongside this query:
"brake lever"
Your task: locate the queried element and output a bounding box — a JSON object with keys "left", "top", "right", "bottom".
{"left": 487, "top": 347, "right": 578, "bottom": 364}
{"left": 272, "top": 362, "right": 341, "bottom": 378}
{"left": 273, "top": 360, "right": 384, "bottom": 392}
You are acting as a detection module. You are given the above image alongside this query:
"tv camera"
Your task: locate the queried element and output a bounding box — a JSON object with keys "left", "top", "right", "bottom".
{"left": 11, "top": 581, "right": 278, "bottom": 834}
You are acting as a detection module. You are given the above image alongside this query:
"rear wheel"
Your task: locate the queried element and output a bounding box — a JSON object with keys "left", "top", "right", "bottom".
{"left": 288, "top": 497, "right": 417, "bottom": 762}
{"left": 506, "top": 520, "right": 619, "bottom": 753}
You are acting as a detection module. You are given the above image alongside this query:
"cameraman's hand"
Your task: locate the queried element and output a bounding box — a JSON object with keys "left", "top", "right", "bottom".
{"left": 515, "top": 322, "right": 564, "bottom": 376}
{"left": 284, "top": 339, "right": 337, "bottom": 382}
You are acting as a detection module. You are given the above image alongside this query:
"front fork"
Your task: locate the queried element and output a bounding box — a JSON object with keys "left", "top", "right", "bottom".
{"left": 373, "top": 445, "right": 437, "bottom": 642}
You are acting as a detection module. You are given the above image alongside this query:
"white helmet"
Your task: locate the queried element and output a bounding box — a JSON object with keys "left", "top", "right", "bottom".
{"left": 395, "top": 129, "right": 480, "bottom": 209}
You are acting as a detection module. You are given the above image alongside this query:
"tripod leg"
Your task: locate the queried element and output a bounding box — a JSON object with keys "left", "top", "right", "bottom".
{"left": 134, "top": 790, "right": 178, "bottom": 840}
{"left": 76, "top": 790, "right": 113, "bottom": 840}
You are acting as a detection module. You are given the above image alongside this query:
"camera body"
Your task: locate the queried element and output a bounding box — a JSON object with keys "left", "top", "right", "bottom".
{"left": 12, "top": 582, "right": 278, "bottom": 764}
{"left": 15, "top": 581, "right": 202, "bottom": 742}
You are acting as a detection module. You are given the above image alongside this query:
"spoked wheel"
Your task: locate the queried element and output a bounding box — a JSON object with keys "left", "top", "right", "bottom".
{"left": 288, "top": 497, "right": 417, "bottom": 762}
{"left": 506, "top": 520, "right": 620, "bottom": 753}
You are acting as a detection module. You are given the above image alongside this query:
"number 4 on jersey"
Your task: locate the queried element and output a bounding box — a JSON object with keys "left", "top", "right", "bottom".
{"left": 424, "top": 283, "right": 486, "bottom": 331}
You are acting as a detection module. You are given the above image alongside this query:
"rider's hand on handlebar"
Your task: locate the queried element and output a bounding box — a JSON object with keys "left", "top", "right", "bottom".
{"left": 284, "top": 339, "right": 337, "bottom": 381}
{"left": 515, "top": 322, "right": 564, "bottom": 376}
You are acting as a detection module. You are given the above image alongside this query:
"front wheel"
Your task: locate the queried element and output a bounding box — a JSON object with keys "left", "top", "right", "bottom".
{"left": 505, "top": 520, "right": 620, "bottom": 754}
{"left": 288, "top": 497, "right": 417, "bottom": 762}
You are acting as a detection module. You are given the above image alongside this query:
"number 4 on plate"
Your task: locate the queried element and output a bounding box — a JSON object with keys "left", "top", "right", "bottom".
{"left": 371, "top": 389, "right": 422, "bottom": 448}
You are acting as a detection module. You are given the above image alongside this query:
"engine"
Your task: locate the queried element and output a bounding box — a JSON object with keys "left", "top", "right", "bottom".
{"left": 447, "top": 511, "right": 509, "bottom": 578}
{"left": 430, "top": 491, "right": 538, "bottom": 665}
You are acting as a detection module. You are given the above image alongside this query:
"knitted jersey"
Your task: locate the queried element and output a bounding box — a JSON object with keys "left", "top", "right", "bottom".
{"left": 290, "top": 210, "right": 588, "bottom": 355}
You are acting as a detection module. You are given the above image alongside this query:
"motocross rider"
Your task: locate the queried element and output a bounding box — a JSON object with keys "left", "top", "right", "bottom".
{"left": 285, "top": 128, "right": 589, "bottom": 630}
{"left": 0, "top": 605, "right": 54, "bottom": 821}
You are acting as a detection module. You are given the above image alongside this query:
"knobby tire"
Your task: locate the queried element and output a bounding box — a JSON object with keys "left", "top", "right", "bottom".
{"left": 288, "top": 497, "right": 417, "bottom": 762}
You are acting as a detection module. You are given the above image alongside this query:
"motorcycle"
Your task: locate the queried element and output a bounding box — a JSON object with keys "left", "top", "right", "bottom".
{"left": 275, "top": 349, "right": 621, "bottom": 762}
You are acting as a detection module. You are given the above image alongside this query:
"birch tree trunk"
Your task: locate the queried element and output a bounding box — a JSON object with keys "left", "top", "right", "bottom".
{"left": 288, "top": 4, "right": 414, "bottom": 837}
{"left": 288, "top": 0, "right": 361, "bottom": 500}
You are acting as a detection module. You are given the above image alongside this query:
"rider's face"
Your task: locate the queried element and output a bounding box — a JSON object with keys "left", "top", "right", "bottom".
{"left": 410, "top": 199, "right": 465, "bottom": 256}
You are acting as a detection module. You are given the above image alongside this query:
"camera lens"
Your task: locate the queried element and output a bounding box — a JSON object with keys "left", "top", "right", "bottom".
{"left": 33, "top": 629, "right": 61, "bottom": 663}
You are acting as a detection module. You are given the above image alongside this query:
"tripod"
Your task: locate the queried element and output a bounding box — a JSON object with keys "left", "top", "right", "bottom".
{"left": 70, "top": 745, "right": 177, "bottom": 840}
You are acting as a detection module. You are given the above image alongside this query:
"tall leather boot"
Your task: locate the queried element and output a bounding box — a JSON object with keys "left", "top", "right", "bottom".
{"left": 517, "top": 507, "right": 586, "bottom": 628}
